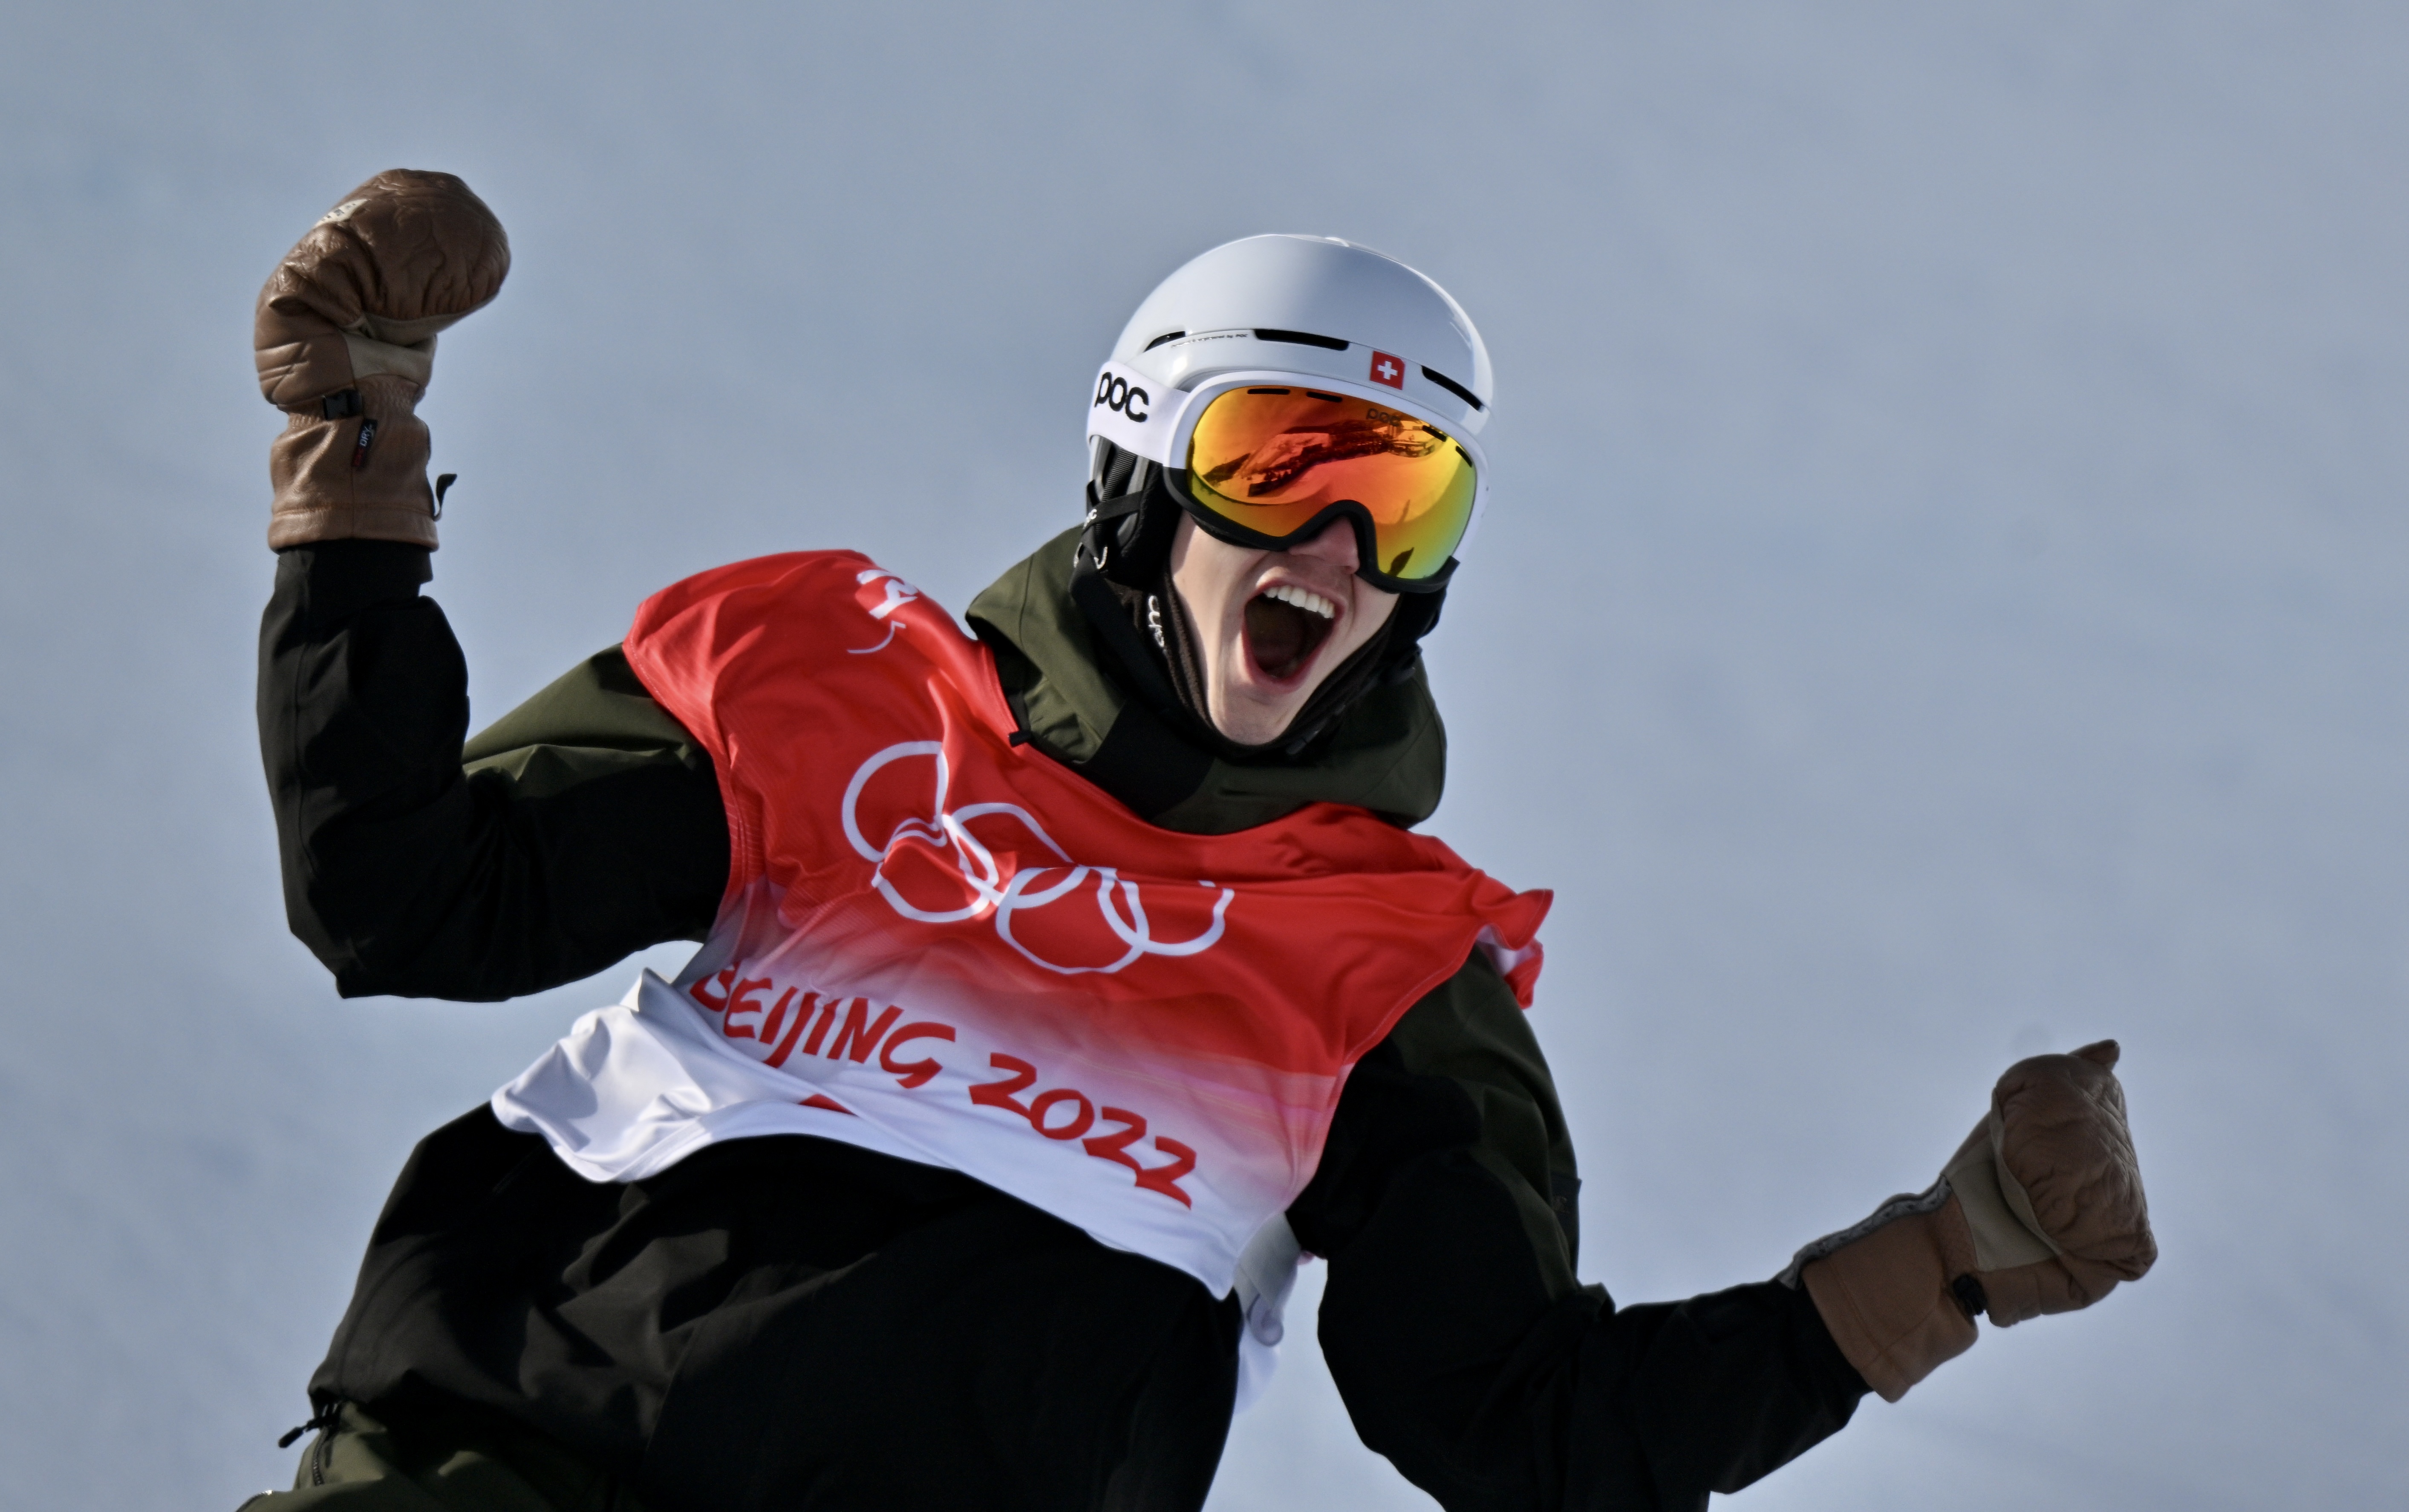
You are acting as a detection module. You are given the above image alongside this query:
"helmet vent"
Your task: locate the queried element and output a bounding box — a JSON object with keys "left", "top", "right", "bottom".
{"left": 1143, "top": 330, "right": 1186, "bottom": 351}
{"left": 1254, "top": 328, "right": 1350, "bottom": 351}
{"left": 1420, "top": 366, "right": 1485, "bottom": 412}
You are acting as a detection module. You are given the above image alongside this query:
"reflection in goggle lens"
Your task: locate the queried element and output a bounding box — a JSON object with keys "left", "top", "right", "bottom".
{"left": 1184, "top": 386, "right": 1476, "bottom": 582}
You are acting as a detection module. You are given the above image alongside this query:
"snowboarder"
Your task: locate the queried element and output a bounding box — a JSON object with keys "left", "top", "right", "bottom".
{"left": 244, "top": 170, "right": 2155, "bottom": 1511}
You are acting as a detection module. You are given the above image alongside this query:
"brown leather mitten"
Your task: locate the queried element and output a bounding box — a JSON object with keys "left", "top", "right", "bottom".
{"left": 1781, "top": 1040, "right": 2155, "bottom": 1402}
{"left": 255, "top": 170, "right": 510, "bottom": 549}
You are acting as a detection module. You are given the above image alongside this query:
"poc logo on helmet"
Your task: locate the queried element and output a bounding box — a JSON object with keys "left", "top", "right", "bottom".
{"left": 1094, "top": 373, "right": 1151, "bottom": 423}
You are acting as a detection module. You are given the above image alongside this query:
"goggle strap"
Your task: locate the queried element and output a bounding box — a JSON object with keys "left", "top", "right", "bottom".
{"left": 1085, "top": 485, "right": 1147, "bottom": 525}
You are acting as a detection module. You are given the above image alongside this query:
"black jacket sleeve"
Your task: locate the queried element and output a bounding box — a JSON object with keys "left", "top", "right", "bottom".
{"left": 257, "top": 541, "right": 729, "bottom": 1000}
{"left": 1293, "top": 957, "right": 1869, "bottom": 1512}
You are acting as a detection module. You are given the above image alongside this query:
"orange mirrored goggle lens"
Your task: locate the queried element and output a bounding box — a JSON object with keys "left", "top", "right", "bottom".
{"left": 1183, "top": 386, "right": 1477, "bottom": 583}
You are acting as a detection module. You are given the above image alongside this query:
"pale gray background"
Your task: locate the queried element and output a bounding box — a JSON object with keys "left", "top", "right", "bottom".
{"left": 2, "top": 3, "right": 2401, "bottom": 1507}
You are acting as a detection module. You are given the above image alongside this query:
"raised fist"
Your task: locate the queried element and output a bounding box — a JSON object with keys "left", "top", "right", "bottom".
{"left": 1783, "top": 1040, "right": 2155, "bottom": 1401}
{"left": 1949, "top": 1040, "right": 2156, "bottom": 1322}
{"left": 255, "top": 170, "right": 509, "bottom": 549}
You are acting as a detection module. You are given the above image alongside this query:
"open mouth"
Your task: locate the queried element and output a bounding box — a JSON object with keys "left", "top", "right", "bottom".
{"left": 1243, "top": 583, "right": 1339, "bottom": 684}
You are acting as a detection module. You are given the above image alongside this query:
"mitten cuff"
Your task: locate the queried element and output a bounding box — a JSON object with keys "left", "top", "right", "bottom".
{"left": 1800, "top": 1195, "right": 1981, "bottom": 1402}
{"left": 267, "top": 376, "right": 437, "bottom": 548}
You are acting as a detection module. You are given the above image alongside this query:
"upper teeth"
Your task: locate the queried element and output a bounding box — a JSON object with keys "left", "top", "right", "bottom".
{"left": 1264, "top": 585, "right": 1337, "bottom": 619}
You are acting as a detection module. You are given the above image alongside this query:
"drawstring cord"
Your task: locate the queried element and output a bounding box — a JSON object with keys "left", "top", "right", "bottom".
{"left": 277, "top": 1402, "right": 342, "bottom": 1450}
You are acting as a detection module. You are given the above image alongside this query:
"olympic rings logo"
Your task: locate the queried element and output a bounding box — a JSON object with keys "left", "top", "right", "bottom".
{"left": 841, "top": 741, "right": 1234, "bottom": 975}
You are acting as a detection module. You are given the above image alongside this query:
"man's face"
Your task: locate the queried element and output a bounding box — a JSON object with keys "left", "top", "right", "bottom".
{"left": 1166, "top": 512, "right": 1402, "bottom": 745}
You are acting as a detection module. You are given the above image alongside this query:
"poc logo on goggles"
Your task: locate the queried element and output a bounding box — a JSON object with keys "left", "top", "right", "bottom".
{"left": 1087, "top": 362, "right": 1185, "bottom": 465}
{"left": 1094, "top": 371, "right": 1151, "bottom": 422}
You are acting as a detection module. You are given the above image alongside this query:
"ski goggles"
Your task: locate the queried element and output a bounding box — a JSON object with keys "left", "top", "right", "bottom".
{"left": 1088, "top": 365, "right": 1486, "bottom": 594}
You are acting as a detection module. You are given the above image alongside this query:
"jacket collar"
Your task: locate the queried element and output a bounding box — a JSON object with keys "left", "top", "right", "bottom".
{"left": 966, "top": 526, "right": 1447, "bottom": 835}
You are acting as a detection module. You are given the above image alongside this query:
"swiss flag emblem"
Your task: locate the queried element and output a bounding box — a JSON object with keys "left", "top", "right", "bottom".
{"left": 1369, "top": 351, "right": 1406, "bottom": 389}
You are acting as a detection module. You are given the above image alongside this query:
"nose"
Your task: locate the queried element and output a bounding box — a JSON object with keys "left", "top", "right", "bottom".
{"left": 1284, "top": 517, "right": 1360, "bottom": 573}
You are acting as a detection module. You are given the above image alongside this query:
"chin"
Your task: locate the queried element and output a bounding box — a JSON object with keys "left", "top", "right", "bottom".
{"left": 1215, "top": 703, "right": 1301, "bottom": 746}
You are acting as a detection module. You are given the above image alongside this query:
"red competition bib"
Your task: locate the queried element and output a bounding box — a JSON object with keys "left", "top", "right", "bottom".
{"left": 493, "top": 551, "right": 1548, "bottom": 1295}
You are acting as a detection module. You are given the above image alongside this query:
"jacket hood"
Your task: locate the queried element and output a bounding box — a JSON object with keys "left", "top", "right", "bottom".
{"left": 966, "top": 526, "right": 1446, "bottom": 835}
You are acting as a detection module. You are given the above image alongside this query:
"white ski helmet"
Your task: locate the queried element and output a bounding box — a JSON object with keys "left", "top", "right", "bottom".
{"left": 1099, "top": 234, "right": 1490, "bottom": 433}
{"left": 1085, "top": 235, "right": 1494, "bottom": 584}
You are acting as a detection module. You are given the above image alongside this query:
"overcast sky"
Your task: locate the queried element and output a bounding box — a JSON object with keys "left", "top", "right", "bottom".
{"left": 2, "top": 3, "right": 2403, "bottom": 1508}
